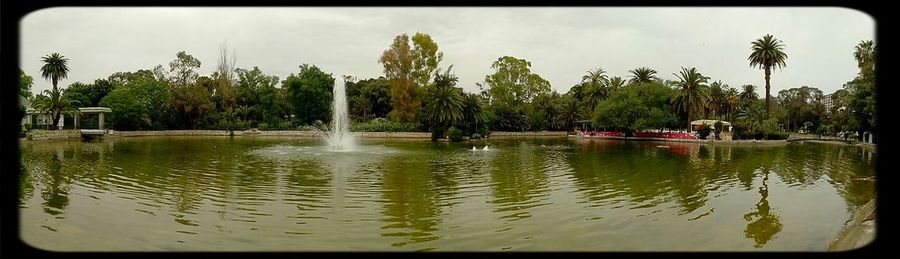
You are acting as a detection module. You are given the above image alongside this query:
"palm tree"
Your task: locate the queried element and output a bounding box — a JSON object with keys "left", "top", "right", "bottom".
{"left": 853, "top": 40, "right": 875, "bottom": 76}
{"left": 40, "top": 53, "right": 71, "bottom": 128}
{"left": 737, "top": 102, "right": 766, "bottom": 133}
{"left": 740, "top": 84, "right": 760, "bottom": 102}
{"left": 725, "top": 86, "right": 741, "bottom": 121}
{"left": 607, "top": 76, "right": 626, "bottom": 91}
{"left": 581, "top": 68, "right": 609, "bottom": 115}
{"left": 671, "top": 67, "right": 711, "bottom": 131}
{"left": 555, "top": 95, "right": 582, "bottom": 132}
{"left": 32, "top": 87, "right": 79, "bottom": 130}
{"left": 424, "top": 67, "right": 464, "bottom": 136}
{"left": 461, "top": 93, "right": 486, "bottom": 135}
{"left": 748, "top": 34, "right": 788, "bottom": 117}
{"left": 628, "top": 67, "right": 658, "bottom": 85}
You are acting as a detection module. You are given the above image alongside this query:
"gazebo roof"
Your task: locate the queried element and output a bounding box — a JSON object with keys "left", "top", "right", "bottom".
{"left": 691, "top": 119, "right": 730, "bottom": 126}
{"left": 78, "top": 107, "right": 112, "bottom": 113}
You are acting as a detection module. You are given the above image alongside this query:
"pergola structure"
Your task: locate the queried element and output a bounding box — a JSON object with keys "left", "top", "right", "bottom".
{"left": 78, "top": 107, "right": 112, "bottom": 136}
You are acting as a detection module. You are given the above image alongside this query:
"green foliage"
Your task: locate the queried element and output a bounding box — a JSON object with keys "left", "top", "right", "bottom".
{"left": 379, "top": 33, "right": 442, "bottom": 122}
{"left": 40, "top": 53, "right": 69, "bottom": 90}
{"left": 593, "top": 82, "right": 679, "bottom": 134}
{"left": 284, "top": 64, "right": 335, "bottom": 125}
{"left": 19, "top": 69, "right": 33, "bottom": 99}
{"left": 671, "top": 67, "right": 711, "bottom": 129}
{"left": 459, "top": 93, "right": 488, "bottom": 136}
{"left": 447, "top": 126, "right": 464, "bottom": 142}
{"left": 628, "top": 67, "right": 658, "bottom": 85}
{"left": 698, "top": 124, "right": 712, "bottom": 139}
{"left": 169, "top": 83, "right": 215, "bottom": 129}
{"left": 346, "top": 77, "right": 392, "bottom": 121}
{"left": 235, "top": 66, "right": 285, "bottom": 124}
{"left": 714, "top": 120, "right": 724, "bottom": 140}
{"left": 776, "top": 86, "right": 825, "bottom": 132}
{"left": 63, "top": 79, "right": 115, "bottom": 107}
{"left": 749, "top": 34, "right": 788, "bottom": 117}
{"left": 423, "top": 67, "right": 464, "bottom": 133}
{"left": 350, "top": 120, "right": 422, "bottom": 132}
{"left": 100, "top": 75, "right": 170, "bottom": 130}
{"left": 168, "top": 51, "right": 202, "bottom": 86}
{"left": 480, "top": 56, "right": 551, "bottom": 108}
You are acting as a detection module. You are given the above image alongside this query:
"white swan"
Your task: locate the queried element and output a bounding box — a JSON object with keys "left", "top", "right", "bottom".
{"left": 483, "top": 145, "right": 489, "bottom": 151}
{"left": 472, "top": 146, "right": 477, "bottom": 151}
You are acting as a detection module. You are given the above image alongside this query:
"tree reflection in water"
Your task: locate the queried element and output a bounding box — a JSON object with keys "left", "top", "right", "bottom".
{"left": 743, "top": 170, "right": 783, "bottom": 248}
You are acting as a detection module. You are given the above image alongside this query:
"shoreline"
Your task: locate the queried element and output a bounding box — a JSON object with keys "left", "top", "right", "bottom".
{"left": 19, "top": 130, "right": 878, "bottom": 149}
{"left": 828, "top": 198, "right": 876, "bottom": 251}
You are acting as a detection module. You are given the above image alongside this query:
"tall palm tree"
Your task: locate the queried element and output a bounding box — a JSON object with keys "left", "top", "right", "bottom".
{"left": 424, "top": 67, "right": 464, "bottom": 136}
{"left": 740, "top": 84, "right": 760, "bottom": 102}
{"left": 581, "top": 68, "right": 609, "bottom": 115}
{"left": 853, "top": 40, "right": 875, "bottom": 76}
{"left": 748, "top": 34, "right": 788, "bottom": 117}
{"left": 671, "top": 67, "right": 711, "bottom": 131}
{"left": 39, "top": 53, "right": 71, "bottom": 129}
{"left": 607, "top": 76, "right": 626, "bottom": 91}
{"left": 628, "top": 67, "right": 658, "bottom": 85}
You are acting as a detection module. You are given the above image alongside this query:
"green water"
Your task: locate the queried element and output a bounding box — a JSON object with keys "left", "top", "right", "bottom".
{"left": 18, "top": 137, "right": 876, "bottom": 251}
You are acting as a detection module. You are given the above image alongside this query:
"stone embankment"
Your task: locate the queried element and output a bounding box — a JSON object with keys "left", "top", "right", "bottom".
{"left": 23, "top": 130, "right": 567, "bottom": 141}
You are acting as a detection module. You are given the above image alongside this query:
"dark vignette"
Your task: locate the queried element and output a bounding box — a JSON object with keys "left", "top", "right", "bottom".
{"left": 0, "top": 0, "right": 892, "bottom": 259}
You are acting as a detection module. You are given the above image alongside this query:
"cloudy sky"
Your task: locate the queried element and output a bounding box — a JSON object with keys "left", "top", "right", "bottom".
{"left": 20, "top": 7, "right": 874, "bottom": 96}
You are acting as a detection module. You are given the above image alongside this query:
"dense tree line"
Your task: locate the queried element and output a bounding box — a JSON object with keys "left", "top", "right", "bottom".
{"left": 18, "top": 34, "right": 877, "bottom": 142}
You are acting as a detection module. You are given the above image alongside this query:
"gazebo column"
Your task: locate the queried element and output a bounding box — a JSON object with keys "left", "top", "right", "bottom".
{"left": 99, "top": 112, "right": 105, "bottom": 130}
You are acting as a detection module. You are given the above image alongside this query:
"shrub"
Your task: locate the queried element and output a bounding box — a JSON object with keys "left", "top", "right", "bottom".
{"left": 713, "top": 121, "right": 723, "bottom": 140}
{"left": 350, "top": 120, "right": 422, "bottom": 132}
{"left": 430, "top": 126, "right": 443, "bottom": 141}
{"left": 448, "top": 126, "right": 464, "bottom": 142}
{"left": 698, "top": 124, "right": 712, "bottom": 140}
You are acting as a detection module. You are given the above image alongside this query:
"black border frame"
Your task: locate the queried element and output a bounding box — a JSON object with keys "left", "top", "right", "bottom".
{"left": 1, "top": 1, "right": 893, "bottom": 258}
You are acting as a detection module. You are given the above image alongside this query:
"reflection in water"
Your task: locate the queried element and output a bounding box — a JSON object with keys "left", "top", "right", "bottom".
{"left": 18, "top": 137, "right": 876, "bottom": 251}
{"left": 743, "top": 170, "right": 783, "bottom": 248}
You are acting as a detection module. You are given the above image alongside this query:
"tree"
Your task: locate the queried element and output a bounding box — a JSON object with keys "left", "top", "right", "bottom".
{"left": 168, "top": 51, "right": 202, "bottom": 86}
{"left": 460, "top": 93, "right": 488, "bottom": 136}
{"left": 628, "top": 67, "right": 658, "bottom": 85}
{"left": 580, "top": 67, "right": 609, "bottom": 115}
{"left": 748, "top": 34, "right": 788, "bottom": 117}
{"left": 213, "top": 44, "right": 238, "bottom": 114}
{"left": 32, "top": 87, "right": 79, "bottom": 130}
{"left": 235, "top": 66, "right": 282, "bottom": 123}
{"left": 346, "top": 77, "right": 393, "bottom": 121}
{"left": 481, "top": 56, "right": 551, "bottom": 108}
{"left": 607, "top": 76, "right": 626, "bottom": 92}
{"left": 169, "top": 82, "right": 215, "bottom": 129}
{"left": 63, "top": 79, "right": 115, "bottom": 107}
{"left": 671, "top": 67, "right": 711, "bottom": 130}
{"left": 423, "top": 66, "right": 464, "bottom": 137}
{"left": 19, "top": 69, "right": 34, "bottom": 99}
{"left": 99, "top": 74, "right": 170, "bottom": 130}
{"left": 40, "top": 53, "right": 71, "bottom": 128}
{"left": 283, "top": 64, "right": 335, "bottom": 125}
{"left": 411, "top": 33, "right": 444, "bottom": 88}
{"left": 379, "top": 33, "right": 443, "bottom": 122}
{"left": 853, "top": 40, "right": 875, "bottom": 76}
{"left": 593, "top": 82, "right": 678, "bottom": 136}
{"left": 740, "top": 84, "right": 760, "bottom": 102}
{"left": 555, "top": 94, "right": 582, "bottom": 132}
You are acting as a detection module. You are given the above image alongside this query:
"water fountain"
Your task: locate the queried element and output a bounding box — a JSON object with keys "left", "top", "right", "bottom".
{"left": 326, "top": 80, "right": 355, "bottom": 151}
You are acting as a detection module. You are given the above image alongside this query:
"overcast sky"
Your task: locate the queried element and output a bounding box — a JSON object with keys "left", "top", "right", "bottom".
{"left": 20, "top": 7, "right": 874, "bottom": 96}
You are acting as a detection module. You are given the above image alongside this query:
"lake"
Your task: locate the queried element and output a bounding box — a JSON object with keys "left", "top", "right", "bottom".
{"left": 18, "top": 136, "right": 876, "bottom": 251}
